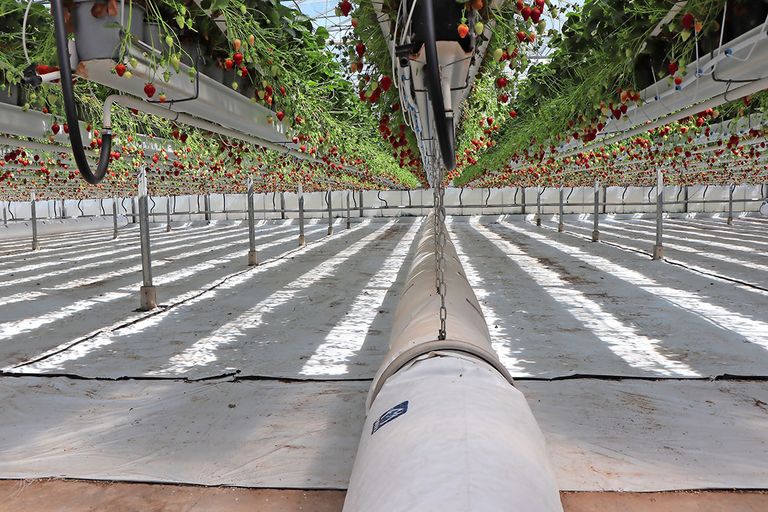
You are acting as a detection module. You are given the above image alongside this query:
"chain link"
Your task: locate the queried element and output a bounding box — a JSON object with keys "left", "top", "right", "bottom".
{"left": 434, "top": 181, "right": 448, "bottom": 341}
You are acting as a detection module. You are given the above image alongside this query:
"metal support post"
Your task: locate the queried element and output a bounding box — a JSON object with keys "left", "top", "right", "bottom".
{"left": 358, "top": 190, "right": 364, "bottom": 217}
{"left": 652, "top": 169, "right": 664, "bottom": 260}
{"left": 298, "top": 183, "right": 305, "bottom": 246}
{"left": 327, "top": 189, "right": 333, "bottom": 235}
{"left": 3, "top": 206, "right": 6, "bottom": 226}
{"left": 166, "top": 196, "right": 172, "bottom": 232}
{"left": 112, "top": 196, "right": 119, "bottom": 239}
{"left": 535, "top": 186, "right": 542, "bottom": 226}
{"left": 521, "top": 186, "right": 526, "bottom": 215}
{"left": 591, "top": 181, "right": 599, "bottom": 242}
{"left": 346, "top": 190, "right": 351, "bottom": 229}
{"left": 727, "top": 184, "right": 734, "bottom": 225}
{"left": 138, "top": 168, "right": 157, "bottom": 310}
{"left": 558, "top": 188, "right": 564, "bottom": 232}
{"left": 602, "top": 186, "right": 607, "bottom": 214}
{"left": 247, "top": 179, "right": 258, "bottom": 266}
{"left": 204, "top": 194, "right": 211, "bottom": 223}
{"left": 280, "top": 192, "right": 286, "bottom": 220}
{"left": 30, "top": 190, "right": 40, "bottom": 250}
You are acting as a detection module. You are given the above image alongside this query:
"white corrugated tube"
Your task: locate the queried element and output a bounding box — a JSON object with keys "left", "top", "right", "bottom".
{"left": 343, "top": 214, "right": 563, "bottom": 512}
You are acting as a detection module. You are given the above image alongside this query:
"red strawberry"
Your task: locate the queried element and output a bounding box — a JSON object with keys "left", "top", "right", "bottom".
{"left": 458, "top": 23, "right": 470, "bottom": 38}
{"left": 114, "top": 63, "right": 126, "bottom": 77}
{"left": 276, "top": 111, "right": 285, "bottom": 122}
{"left": 144, "top": 82, "right": 156, "bottom": 98}
{"left": 668, "top": 61, "right": 679, "bottom": 75}
{"left": 233, "top": 52, "right": 243, "bottom": 66}
{"left": 355, "top": 42, "right": 366, "bottom": 58}
{"left": 225, "top": 58, "right": 234, "bottom": 70}
{"left": 486, "top": 116, "right": 494, "bottom": 126}
{"left": 681, "top": 12, "right": 695, "bottom": 30}
{"left": 339, "top": 0, "right": 352, "bottom": 16}
{"left": 496, "top": 76, "right": 508, "bottom": 88}
{"left": 63, "top": 123, "right": 69, "bottom": 134}
{"left": 280, "top": 85, "right": 286, "bottom": 96}
{"left": 674, "top": 76, "right": 682, "bottom": 85}
{"left": 516, "top": 31, "right": 527, "bottom": 42}
{"left": 51, "top": 122, "right": 60, "bottom": 135}
{"left": 521, "top": 6, "right": 531, "bottom": 20}
{"left": 379, "top": 75, "right": 393, "bottom": 91}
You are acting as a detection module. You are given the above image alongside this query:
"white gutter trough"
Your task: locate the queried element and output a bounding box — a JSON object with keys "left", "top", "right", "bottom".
{"left": 343, "top": 214, "right": 563, "bottom": 512}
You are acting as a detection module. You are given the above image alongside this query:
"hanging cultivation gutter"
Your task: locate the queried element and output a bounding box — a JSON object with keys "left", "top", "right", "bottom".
{"left": 0, "top": 103, "right": 92, "bottom": 143}
{"left": 554, "top": 23, "right": 768, "bottom": 157}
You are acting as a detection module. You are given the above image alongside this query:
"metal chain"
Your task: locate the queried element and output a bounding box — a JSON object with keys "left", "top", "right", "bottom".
{"left": 434, "top": 182, "right": 447, "bottom": 341}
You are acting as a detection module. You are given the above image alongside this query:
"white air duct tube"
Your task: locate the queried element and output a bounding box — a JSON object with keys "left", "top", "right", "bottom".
{"left": 343, "top": 214, "right": 563, "bottom": 512}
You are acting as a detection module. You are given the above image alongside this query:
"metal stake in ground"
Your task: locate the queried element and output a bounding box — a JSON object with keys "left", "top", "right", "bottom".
{"left": 652, "top": 169, "right": 664, "bottom": 260}
{"left": 558, "top": 187, "right": 564, "bottom": 232}
{"left": 592, "top": 181, "right": 600, "bottom": 242}
{"left": 30, "top": 190, "right": 40, "bottom": 250}
{"left": 166, "top": 196, "right": 172, "bottom": 232}
{"left": 247, "top": 178, "right": 258, "bottom": 266}
{"left": 535, "top": 186, "right": 542, "bottom": 227}
{"left": 112, "top": 196, "right": 118, "bottom": 239}
{"left": 138, "top": 168, "right": 157, "bottom": 310}
{"left": 346, "top": 190, "right": 351, "bottom": 229}
{"left": 298, "top": 182, "right": 305, "bottom": 246}
{"left": 727, "top": 183, "right": 735, "bottom": 225}
{"left": 327, "top": 188, "right": 333, "bottom": 235}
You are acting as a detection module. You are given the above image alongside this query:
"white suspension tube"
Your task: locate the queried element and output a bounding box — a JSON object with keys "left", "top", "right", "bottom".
{"left": 344, "top": 213, "right": 563, "bottom": 512}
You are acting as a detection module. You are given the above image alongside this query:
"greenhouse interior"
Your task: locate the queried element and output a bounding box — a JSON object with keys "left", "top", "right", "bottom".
{"left": 1, "top": 0, "right": 768, "bottom": 510}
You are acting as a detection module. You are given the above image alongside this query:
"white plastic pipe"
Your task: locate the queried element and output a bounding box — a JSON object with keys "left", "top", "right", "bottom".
{"left": 344, "top": 214, "right": 563, "bottom": 512}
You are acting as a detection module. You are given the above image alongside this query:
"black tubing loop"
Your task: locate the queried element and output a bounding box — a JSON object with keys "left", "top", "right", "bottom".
{"left": 51, "top": 0, "right": 112, "bottom": 184}
{"left": 419, "top": 0, "right": 456, "bottom": 171}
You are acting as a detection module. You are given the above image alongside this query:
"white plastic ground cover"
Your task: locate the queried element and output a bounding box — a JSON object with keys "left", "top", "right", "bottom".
{"left": 519, "top": 379, "right": 768, "bottom": 491}
{"left": 4, "top": 217, "right": 767, "bottom": 380}
{"left": 0, "top": 216, "right": 128, "bottom": 239}
{"left": 0, "top": 377, "right": 366, "bottom": 488}
{"left": 0, "top": 377, "right": 764, "bottom": 491}
{"left": 0, "top": 219, "right": 337, "bottom": 366}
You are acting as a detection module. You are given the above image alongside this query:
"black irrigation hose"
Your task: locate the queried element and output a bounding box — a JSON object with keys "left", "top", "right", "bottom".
{"left": 7, "top": 200, "right": 15, "bottom": 220}
{"left": 485, "top": 188, "right": 491, "bottom": 207}
{"left": 149, "top": 196, "right": 156, "bottom": 214}
{"left": 420, "top": 0, "right": 455, "bottom": 171}
{"left": 51, "top": 0, "right": 112, "bottom": 184}
{"left": 459, "top": 187, "right": 464, "bottom": 206}
{"left": 566, "top": 188, "right": 575, "bottom": 202}
{"left": 272, "top": 191, "right": 277, "bottom": 211}
{"left": 120, "top": 197, "right": 127, "bottom": 214}
{"left": 622, "top": 186, "right": 629, "bottom": 203}
{"left": 100, "top": 198, "right": 106, "bottom": 216}
{"left": 77, "top": 199, "right": 84, "bottom": 216}
{"left": 378, "top": 190, "right": 388, "bottom": 207}
{"left": 407, "top": 189, "right": 412, "bottom": 207}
